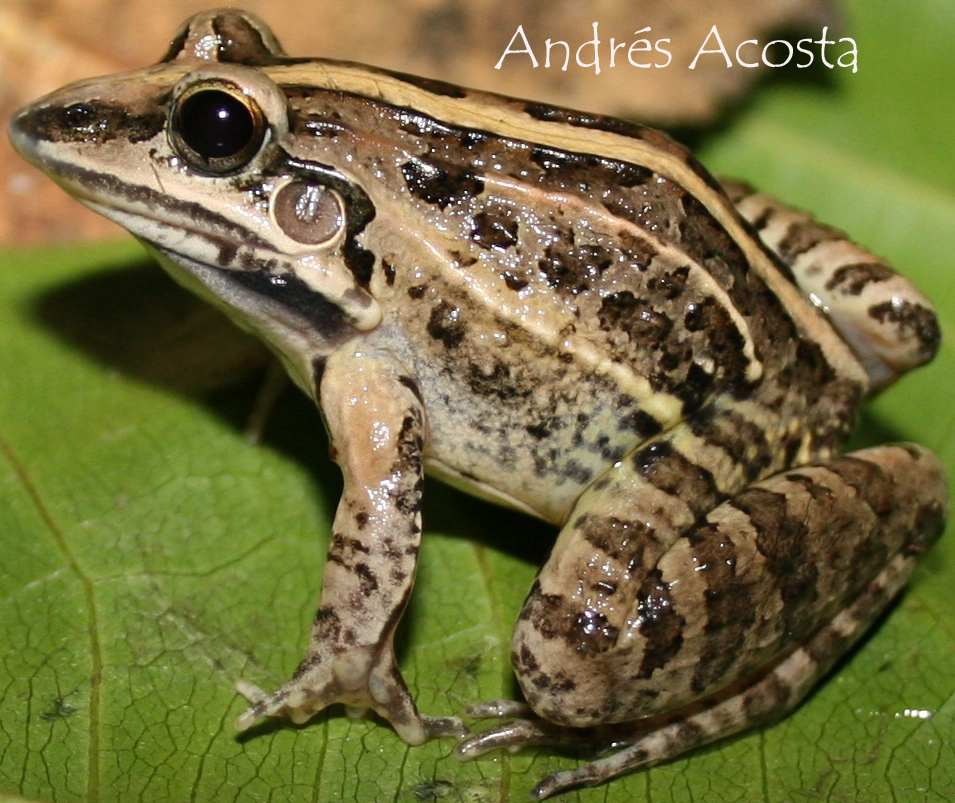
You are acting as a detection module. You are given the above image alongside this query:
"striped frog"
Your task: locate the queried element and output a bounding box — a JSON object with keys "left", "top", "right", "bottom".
{"left": 9, "top": 10, "right": 946, "bottom": 799}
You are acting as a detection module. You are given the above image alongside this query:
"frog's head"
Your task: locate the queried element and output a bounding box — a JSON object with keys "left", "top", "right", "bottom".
{"left": 9, "top": 10, "right": 381, "bottom": 393}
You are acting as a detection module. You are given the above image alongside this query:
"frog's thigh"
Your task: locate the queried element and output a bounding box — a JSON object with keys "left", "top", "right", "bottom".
{"left": 512, "top": 444, "right": 946, "bottom": 730}
{"left": 722, "top": 179, "right": 939, "bottom": 389}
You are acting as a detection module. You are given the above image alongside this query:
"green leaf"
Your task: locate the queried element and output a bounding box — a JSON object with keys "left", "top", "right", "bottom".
{"left": 2, "top": 1, "right": 953, "bottom": 801}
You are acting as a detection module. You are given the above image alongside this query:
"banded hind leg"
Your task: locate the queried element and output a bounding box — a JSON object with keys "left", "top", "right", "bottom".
{"left": 723, "top": 179, "right": 940, "bottom": 390}
{"left": 457, "top": 442, "right": 946, "bottom": 800}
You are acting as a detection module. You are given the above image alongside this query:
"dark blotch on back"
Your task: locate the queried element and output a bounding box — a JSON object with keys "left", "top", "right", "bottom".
{"left": 793, "top": 338, "right": 835, "bottom": 387}
{"left": 648, "top": 267, "right": 689, "bottom": 300}
{"left": 681, "top": 297, "right": 752, "bottom": 402}
{"left": 675, "top": 363, "right": 715, "bottom": 416}
{"left": 401, "top": 158, "right": 484, "bottom": 209}
{"left": 598, "top": 292, "right": 672, "bottom": 347}
{"left": 679, "top": 194, "right": 750, "bottom": 278}
{"left": 538, "top": 244, "right": 615, "bottom": 294}
{"left": 427, "top": 300, "right": 467, "bottom": 348}
{"left": 529, "top": 145, "right": 653, "bottom": 193}
{"left": 502, "top": 272, "right": 528, "bottom": 291}
{"left": 382, "top": 260, "right": 396, "bottom": 286}
{"left": 472, "top": 208, "right": 518, "bottom": 250}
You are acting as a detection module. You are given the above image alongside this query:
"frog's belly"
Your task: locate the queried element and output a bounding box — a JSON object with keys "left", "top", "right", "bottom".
{"left": 419, "top": 367, "right": 653, "bottom": 525}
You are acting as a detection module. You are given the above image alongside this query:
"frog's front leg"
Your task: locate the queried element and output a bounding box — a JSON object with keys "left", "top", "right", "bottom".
{"left": 459, "top": 439, "right": 946, "bottom": 799}
{"left": 235, "top": 345, "right": 463, "bottom": 744}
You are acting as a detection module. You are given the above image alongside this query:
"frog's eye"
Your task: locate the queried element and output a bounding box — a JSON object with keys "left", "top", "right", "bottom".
{"left": 170, "top": 84, "right": 265, "bottom": 174}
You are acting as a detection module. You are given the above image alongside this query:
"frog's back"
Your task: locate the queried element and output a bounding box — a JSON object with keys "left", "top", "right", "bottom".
{"left": 279, "top": 68, "right": 865, "bottom": 474}
{"left": 253, "top": 68, "right": 872, "bottom": 526}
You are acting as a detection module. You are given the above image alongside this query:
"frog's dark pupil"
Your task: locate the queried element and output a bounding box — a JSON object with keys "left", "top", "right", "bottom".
{"left": 177, "top": 90, "right": 254, "bottom": 159}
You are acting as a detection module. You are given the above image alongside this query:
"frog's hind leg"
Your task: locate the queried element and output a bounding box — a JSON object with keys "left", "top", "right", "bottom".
{"left": 457, "top": 443, "right": 946, "bottom": 799}
{"left": 472, "top": 548, "right": 922, "bottom": 800}
{"left": 722, "top": 179, "right": 940, "bottom": 390}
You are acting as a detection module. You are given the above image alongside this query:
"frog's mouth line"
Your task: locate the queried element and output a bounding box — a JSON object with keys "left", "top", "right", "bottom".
{"left": 5, "top": 121, "right": 269, "bottom": 255}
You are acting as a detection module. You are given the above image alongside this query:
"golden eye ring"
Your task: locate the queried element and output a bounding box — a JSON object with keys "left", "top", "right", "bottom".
{"left": 169, "top": 82, "right": 266, "bottom": 175}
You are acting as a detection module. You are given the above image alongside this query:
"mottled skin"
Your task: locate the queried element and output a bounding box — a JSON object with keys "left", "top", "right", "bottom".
{"left": 9, "top": 10, "right": 946, "bottom": 798}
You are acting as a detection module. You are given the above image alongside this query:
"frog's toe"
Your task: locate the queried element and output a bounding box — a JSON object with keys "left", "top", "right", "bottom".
{"left": 419, "top": 714, "right": 469, "bottom": 739}
{"left": 233, "top": 680, "right": 272, "bottom": 730}
{"left": 456, "top": 717, "right": 592, "bottom": 759}
{"left": 233, "top": 678, "right": 323, "bottom": 730}
{"left": 465, "top": 699, "right": 534, "bottom": 718}
{"left": 529, "top": 760, "right": 623, "bottom": 801}
{"left": 457, "top": 721, "right": 546, "bottom": 758}
{"left": 235, "top": 679, "right": 268, "bottom": 705}
{"left": 457, "top": 699, "right": 549, "bottom": 757}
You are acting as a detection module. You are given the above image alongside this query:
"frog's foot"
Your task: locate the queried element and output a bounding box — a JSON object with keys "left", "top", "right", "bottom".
{"left": 458, "top": 549, "right": 924, "bottom": 800}
{"left": 458, "top": 700, "right": 602, "bottom": 755}
{"left": 234, "top": 657, "right": 465, "bottom": 745}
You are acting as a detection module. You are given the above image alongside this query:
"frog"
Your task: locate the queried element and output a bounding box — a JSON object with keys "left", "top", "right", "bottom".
{"left": 8, "top": 10, "right": 946, "bottom": 799}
